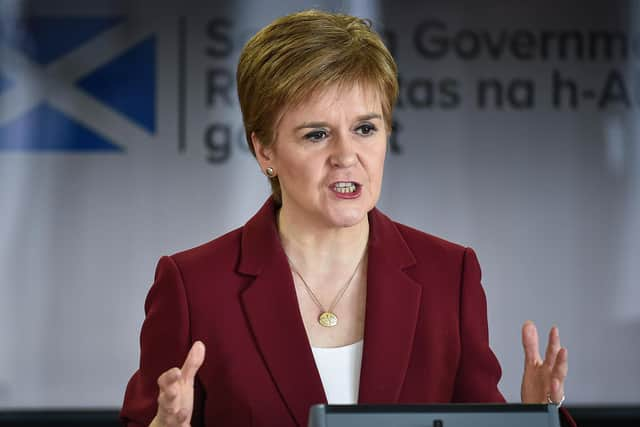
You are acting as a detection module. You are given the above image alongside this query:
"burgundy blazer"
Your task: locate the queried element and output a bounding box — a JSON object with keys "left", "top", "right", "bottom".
{"left": 121, "top": 198, "right": 574, "bottom": 427}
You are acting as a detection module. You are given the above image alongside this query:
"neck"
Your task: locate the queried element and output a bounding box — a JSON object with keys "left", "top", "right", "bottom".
{"left": 277, "top": 207, "right": 369, "bottom": 278}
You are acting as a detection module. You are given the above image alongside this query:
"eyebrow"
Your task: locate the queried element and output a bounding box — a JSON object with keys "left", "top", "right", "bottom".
{"left": 294, "top": 113, "right": 383, "bottom": 131}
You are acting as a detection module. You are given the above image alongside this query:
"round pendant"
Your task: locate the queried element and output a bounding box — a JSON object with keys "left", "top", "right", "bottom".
{"left": 318, "top": 312, "right": 338, "bottom": 327}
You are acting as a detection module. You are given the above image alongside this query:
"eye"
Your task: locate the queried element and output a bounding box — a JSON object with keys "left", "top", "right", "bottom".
{"left": 304, "top": 130, "right": 328, "bottom": 142}
{"left": 355, "top": 123, "right": 377, "bottom": 136}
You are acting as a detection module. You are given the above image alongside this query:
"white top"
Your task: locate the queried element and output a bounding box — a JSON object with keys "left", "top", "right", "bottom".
{"left": 311, "top": 340, "right": 364, "bottom": 404}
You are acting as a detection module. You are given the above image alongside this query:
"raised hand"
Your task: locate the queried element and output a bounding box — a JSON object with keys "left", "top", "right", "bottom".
{"left": 150, "top": 341, "right": 206, "bottom": 427}
{"left": 520, "top": 321, "right": 568, "bottom": 405}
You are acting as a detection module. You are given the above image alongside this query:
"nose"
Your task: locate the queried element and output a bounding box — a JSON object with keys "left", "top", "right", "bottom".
{"left": 329, "top": 133, "right": 357, "bottom": 168}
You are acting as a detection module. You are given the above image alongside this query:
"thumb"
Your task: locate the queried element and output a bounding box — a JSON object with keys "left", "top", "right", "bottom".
{"left": 181, "top": 341, "right": 206, "bottom": 382}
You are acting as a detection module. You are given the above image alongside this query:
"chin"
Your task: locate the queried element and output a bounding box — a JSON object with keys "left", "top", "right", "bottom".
{"left": 326, "top": 206, "right": 368, "bottom": 228}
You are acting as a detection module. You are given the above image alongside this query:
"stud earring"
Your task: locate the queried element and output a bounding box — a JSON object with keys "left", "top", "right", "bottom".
{"left": 265, "top": 167, "right": 275, "bottom": 177}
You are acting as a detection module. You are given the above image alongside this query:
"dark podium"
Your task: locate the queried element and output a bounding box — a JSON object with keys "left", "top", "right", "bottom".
{"left": 308, "top": 404, "right": 562, "bottom": 427}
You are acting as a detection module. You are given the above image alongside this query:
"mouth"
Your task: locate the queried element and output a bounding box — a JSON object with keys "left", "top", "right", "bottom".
{"left": 332, "top": 181, "right": 358, "bottom": 193}
{"left": 330, "top": 181, "right": 361, "bottom": 197}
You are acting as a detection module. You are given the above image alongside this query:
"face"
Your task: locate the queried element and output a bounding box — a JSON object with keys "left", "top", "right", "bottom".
{"left": 254, "top": 83, "right": 388, "bottom": 230}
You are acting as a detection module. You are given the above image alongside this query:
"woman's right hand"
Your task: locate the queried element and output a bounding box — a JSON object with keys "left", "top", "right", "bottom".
{"left": 149, "top": 341, "right": 206, "bottom": 427}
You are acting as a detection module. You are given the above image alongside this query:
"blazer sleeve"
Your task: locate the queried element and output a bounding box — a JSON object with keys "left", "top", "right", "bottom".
{"left": 451, "top": 247, "right": 506, "bottom": 403}
{"left": 120, "top": 256, "right": 204, "bottom": 427}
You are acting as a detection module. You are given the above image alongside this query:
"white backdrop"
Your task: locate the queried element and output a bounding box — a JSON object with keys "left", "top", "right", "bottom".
{"left": 0, "top": 0, "right": 638, "bottom": 408}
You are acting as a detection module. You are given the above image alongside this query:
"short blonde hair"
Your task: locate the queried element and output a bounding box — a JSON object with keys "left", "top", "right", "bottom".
{"left": 237, "top": 9, "right": 399, "bottom": 204}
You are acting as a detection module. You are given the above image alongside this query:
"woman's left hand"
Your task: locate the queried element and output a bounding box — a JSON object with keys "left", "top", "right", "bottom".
{"left": 520, "top": 320, "right": 568, "bottom": 404}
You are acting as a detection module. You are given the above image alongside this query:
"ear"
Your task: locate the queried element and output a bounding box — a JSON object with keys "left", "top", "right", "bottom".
{"left": 251, "top": 132, "right": 275, "bottom": 170}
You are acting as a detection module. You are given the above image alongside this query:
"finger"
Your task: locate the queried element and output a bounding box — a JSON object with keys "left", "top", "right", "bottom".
{"left": 549, "top": 378, "right": 563, "bottom": 404}
{"left": 181, "top": 341, "right": 206, "bottom": 382}
{"left": 157, "top": 390, "right": 181, "bottom": 419}
{"left": 551, "top": 348, "right": 569, "bottom": 386}
{"left": 175, "top": 407, "right": 190, "bottom": 424}
{"left": 522, "top": 320, "right": 542, "bottom": 366}
{"left": 544, "top": 325, "right": 561, "bottom": 367}
{"left": 547, "top": 348, "right": 568, "bottom": 403}
{"left": 553, "top": 347, "right": 568, "bottom": 378}
{"left": 157, "top": 407, "right": 182, "bottom": 427}
{"left": 157, "top": 367, "right": 181, "bottom": 389}
{"left": 157, "top": 381, "right": 180, "bottom": 407}
{"left": 161, "top": 383, "right": 179, "bottom": 401}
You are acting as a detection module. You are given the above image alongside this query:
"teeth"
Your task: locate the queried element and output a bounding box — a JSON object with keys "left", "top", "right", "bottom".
{"left": 333, "top": 182, "right": 357, "bottom": 193}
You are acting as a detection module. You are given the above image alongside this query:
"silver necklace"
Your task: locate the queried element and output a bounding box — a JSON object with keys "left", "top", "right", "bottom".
{"left": 287, "top": 250, "right": 366, "bottom": 328}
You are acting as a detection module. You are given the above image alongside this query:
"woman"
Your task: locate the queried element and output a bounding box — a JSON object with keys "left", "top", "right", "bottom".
{"left": 121, "top": 9, "right": 572, "bottom": 427}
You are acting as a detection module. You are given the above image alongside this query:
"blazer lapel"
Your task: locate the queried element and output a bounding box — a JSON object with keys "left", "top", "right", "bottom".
{"left": 238, "top": 199, "right": 326, "bottom": 427}
{"left": 358, "top": 208, "right": 422, "bottom": 403}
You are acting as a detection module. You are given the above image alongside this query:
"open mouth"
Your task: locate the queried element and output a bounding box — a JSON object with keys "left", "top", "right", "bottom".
{"left": 332, "top": 181, "right": 359, "bottom": 194}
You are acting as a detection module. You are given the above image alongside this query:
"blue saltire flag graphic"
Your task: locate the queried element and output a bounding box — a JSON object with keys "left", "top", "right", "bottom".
{"left": 0, "top": 17, "right": 156, "bottom": 152}
{"left": 0, "top": 72, "right": 13, "bottom": 94}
